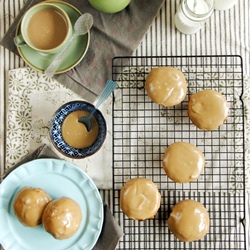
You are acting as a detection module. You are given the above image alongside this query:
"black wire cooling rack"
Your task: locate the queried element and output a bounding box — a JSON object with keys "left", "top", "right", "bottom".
{"left": 111, "top": 56, "right": 246, "bottom": 249}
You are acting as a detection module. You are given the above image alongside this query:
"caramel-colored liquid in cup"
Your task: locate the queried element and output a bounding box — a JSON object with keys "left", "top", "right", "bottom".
{"left": 27, "top": 8, "right": 68, "bottom": 50}
{"left": 62, "top": 110, "right": 99, "bottom": 149}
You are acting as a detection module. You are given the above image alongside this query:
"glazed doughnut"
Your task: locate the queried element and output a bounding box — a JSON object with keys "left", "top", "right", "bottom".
{"left": 42, "top": 197, "right": 82, "bottom": 239}
{"left": 168, "top": 199, "right": 210, "bottom": 242}
{"left": 188, "top": 89, "right": 229, "bottom": 130}
{"left": 120, "top": 178, "right": 161, "bottom": 220}
{"left": 162, "top": 142, "right": 205, "bottom": 183}
{"left": 13, "top": 187, "right": 51, "bottom": 227}
{"left": 145, "top": 66, "right": 187, "bottom": 107}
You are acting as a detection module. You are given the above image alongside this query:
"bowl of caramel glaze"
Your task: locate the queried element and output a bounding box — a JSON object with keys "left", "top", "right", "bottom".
{"left": 50, "top": 100, "right": 107, "bottom": 158}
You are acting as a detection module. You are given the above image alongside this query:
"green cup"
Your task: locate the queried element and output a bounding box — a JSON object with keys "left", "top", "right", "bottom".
{"left": 14, "top": 2, "right": 72, "bottom": 54}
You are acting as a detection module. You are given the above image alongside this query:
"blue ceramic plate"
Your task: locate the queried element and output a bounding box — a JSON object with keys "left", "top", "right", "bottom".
{"left": 0, "top": 159, "right": 103, "bottom": 250}
{"left": 50, "top": 101, "right": 107, "bottom": 159}
{"left": 16, "top": 0, "right": 90, "bottom": 74}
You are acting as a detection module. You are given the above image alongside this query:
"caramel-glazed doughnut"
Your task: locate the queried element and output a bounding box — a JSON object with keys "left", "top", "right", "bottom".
{"left": 145, "top": 66, "right": 187, "bottom": 107}
{"left": 42, "top": 197, "right": 82, "bottom": 239}
{"left": 162, "top": 142, "right": 205, "bottom": 183}
{"left": 188, "top": 89, "right": 229, "bottom": 130}
{"left": 13, "top": 187, "right": 51, "bottom": 227}
{"left": 120, "top": 178, "right": 161, "bottom": 220}
{"left": 168, "top": 199, "right": 210, "bottom": 242}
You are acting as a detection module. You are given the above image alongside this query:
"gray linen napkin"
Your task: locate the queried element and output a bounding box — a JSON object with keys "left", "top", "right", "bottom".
{"left": 0, "top": 0, "right": 164, "bottom": 102}
{"left": 2, "top": 144, "right": 123, "bottom": 250}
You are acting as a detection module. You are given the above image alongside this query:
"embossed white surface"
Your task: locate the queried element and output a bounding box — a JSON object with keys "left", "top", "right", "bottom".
{"left": 6, "top": 68, "right": 113, "bottom": 189}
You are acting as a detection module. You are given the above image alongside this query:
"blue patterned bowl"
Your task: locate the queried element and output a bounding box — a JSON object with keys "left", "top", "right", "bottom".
{"left": 50, "top": 101, "right": 107, "bottom": 158}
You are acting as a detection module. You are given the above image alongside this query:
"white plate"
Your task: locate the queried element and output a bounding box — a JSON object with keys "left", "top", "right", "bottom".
{"left": 0, "top": 158, "right": 103, "bottom": 250}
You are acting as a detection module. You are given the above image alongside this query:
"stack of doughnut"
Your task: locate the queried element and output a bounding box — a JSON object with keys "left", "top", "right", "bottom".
{"left": 13, "top": 187, "right": 82, "bottom": 240}
{"left": 120, "top": 66, "right": 229, "bottom": 242}
{"left": 145, "top": 66, "right": 229, "bottom": 130}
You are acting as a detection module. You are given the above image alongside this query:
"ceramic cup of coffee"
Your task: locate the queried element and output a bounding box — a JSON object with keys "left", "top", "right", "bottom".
{"left": 14, "top": 2, "right": 72, "bottom": 54}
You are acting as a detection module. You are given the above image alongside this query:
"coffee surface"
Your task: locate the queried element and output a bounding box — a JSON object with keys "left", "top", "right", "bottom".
{"left": 27, "top": 8, "right": 68, "bottom": 50}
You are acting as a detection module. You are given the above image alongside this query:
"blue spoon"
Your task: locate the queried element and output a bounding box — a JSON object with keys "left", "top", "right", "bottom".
{"left": 78, "top": 80, "right": 118, "bottom": 131}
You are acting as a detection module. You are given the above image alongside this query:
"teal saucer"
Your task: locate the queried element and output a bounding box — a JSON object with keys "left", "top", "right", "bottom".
{"left": 16, "top": 1, "right": 90, "bottom": 74}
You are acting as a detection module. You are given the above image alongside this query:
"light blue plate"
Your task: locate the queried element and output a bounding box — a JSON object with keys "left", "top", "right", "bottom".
{"left": 0, "top": 159, "right": 103, "bottom": 250}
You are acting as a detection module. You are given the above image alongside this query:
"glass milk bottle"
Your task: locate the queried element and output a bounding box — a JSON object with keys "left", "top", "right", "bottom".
{"left": 174, "top": 0, "right": 214, "bottom": 35}
{"left": 214, "top": 0, "right": 237, "bottom": 10}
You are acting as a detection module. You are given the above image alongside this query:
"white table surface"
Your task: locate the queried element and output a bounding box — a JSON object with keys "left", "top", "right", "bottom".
{"left": 0, "top": 0, "right": 249, "bottom": 249}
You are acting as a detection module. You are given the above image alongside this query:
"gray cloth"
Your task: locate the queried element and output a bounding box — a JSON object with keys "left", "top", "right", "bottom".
{"left": 2, "top": 144, "right": 59, "bottom": 179}
{"left": 0, "top": 0, "right": 164, "bottom": 102}
{"left": 2, "top": 144, "right": 123, "bottom": 250}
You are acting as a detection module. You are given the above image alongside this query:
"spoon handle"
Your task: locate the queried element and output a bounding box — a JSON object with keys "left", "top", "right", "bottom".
{"left": 88, "top": 80, "right": 118, "bottom": 118}
{"left": 44, "top": 34, "right": 77, "bottom": 78}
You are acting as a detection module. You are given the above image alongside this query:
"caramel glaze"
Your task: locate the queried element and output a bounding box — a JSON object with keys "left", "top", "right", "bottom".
{"left": 188, "top": 89, "right": 229, "bottom": 130}
{"left": 120, "top": 178, "right": 161, "bottom": 220}
{"left": 13, "top": 187, "right": 52, "bottom": 227}
{"left": 162, "top": 142, "right": 205, "bottom": 183}
{"left": 42, "top": 197, "right": 82, "bottom": 240}
{"left": 145, "top": 66, "right": 187, "bottom": 107}
{"left": 62, "top": 110, "right": 99, "bottom": 149}
{"left": 168, "top": 199, "right": 210, "bottom": 242}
